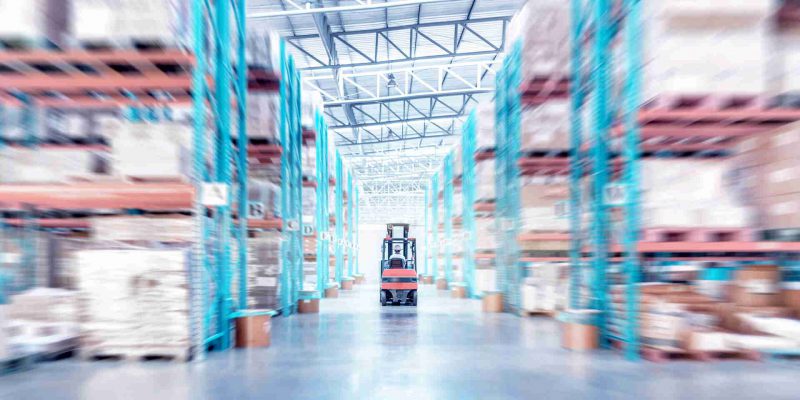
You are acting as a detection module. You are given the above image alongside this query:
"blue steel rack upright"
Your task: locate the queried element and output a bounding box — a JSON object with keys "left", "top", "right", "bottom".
{"left": 189, "top": 0, "right": 257, "bottom": 356}
{"left": 347, "top": 171, "right": 354, "bottom": 278}
{"left": 314, "top": 111, "right": 331, "bottom": 297}
{"left": 564, "top": 0, "right": 643, "bottom": 359}
{"left": 334, "top": 152, "right": 344, "bottom": 286}
{"left": 424, "top": 185, "right": 431, "bottom": 277}
{"left": 431, "top": 173, "right": 440, "bottom": 279}
{"left": 276, "top": 41, "right": 304, "bottom": 316}
{"left": 494, "top": 40, "right": 524, "bottom": 313}
{"left": 443, "top": 154, "right": 454, "bottom": 285}
{"left": 461, "top": 111, "right": 478, "bottom": 297}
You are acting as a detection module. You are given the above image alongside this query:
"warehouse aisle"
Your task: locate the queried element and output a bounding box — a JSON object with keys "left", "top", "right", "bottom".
{"left": 2, "top": 284, "right": 800, "bottom": 400}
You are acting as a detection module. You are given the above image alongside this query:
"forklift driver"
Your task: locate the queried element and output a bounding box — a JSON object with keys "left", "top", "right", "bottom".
{"left": 389, "top": 244, "right": 406, "bottom": 264}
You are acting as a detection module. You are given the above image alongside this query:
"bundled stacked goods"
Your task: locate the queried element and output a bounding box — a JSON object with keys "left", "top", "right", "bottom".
{"left": 245, "top": 94, "right": 280, "bottom": 140}
{"left": 0, "top": 148, "right": 107, "bottom": 183}
{"left": 248, "top": 178, "right": 282, "bottom": 219}
{"left": 521, "top": 262, "right": 568, "bottom": 314}
{"left": 246, "top": 233, "right": 282, "bottom": 310}
{"left": 109, "top": 120, "right": 192, "bottom": 181}
{"left": 75, "top": 248, "right": 193, "bottom": 360}
{"left": 71, "top": 0, "right": 191, "bottom": 48}
{"left": 475, "top": 159, "right": 495, "bottom": 202}
{"left": 734, "top": 122, "right": 800, "bottom": 233}
{"left": 476, "top": 102, "right": 496, "bottom": 151}
{"left": 520, "top": 178, "right": 569, "bottom": 255}
{"left": 0, "top": 0, "right": 70, "bottom": 48}
{"left": 510, "top": 0, "right": 773, "bottom": 99}
{"left": 639, "top": 159, "right": 752, "bottom": 231}
{"left": 611, "top": 265, "right": 800, "bottom": 356}
{"left": 301, "top": 91, "right": 324, "bottom": 132}
{"left": 91, "top": 216, "right": 194, "bottom": 243}
{"left": 520, "top": 102, "right": 569, "bottom": 152}
{"left": 7, "top": 288, "right": 80, "bottom": 357}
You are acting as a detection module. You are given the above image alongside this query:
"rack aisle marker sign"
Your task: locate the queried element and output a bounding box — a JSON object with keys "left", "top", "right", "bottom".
{"left": 201, "top": 183, "right": 230, "bottom": 206}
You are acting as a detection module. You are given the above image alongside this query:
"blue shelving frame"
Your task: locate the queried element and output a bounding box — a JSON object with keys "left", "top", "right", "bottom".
{"left": 461, "top": 111, "right": 478, "bottom": 297}
{"left": 334, "top": 152, "right": 344, "bottom": 286}
{"left": 347, "top": 171, "right": 354, "bottom": 278}
{"left": 431, "top": 172, "right": 440, "bottom": 279}
{"left": 443, "top": 154, "right": 454, "bottom": 285}
{"left": 494, "top": 40, "right": 524, "bottom": 312}
{"left": 314, "top": 111, "right": 331, "bottom": 296}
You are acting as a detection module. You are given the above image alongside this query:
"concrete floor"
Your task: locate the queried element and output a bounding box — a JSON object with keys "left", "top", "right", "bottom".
{"left": 2, "top": 283, "right": 800, "bottom": 400}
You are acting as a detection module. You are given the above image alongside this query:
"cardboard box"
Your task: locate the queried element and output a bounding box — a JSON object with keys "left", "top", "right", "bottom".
{"left": 561, "top": 322, "right": 599, "bottom": 351}
{"left": 782, "top": 286, "right": 800, "bottom": 317}
{"left": 324, "top": 286, "right": 339, "bottom": 298}
{"left": 451, "top": 286, "right": 467, "bottom": 299}
{"left": 235, "top": 313, "right": 271, "bottom": 348}
{"left": 341, "top": 279, "right": 354, "bottom": 291}
{"left": 436, "top": 278, "right": 448, "bottom": 290}
{"left": 482, "top": 292, "right": 503, "bottom": 313}
{"left": 758, "top": 193, "right": 800, "bottom": 230}
{"left": 422, "top": 275, "right": 434, "bottom": 285}
{"left": 732, "top": 265, "right": 782, "bottom": 307}
{"left": 297, "top": 299, "right": 320, "bottom": 314}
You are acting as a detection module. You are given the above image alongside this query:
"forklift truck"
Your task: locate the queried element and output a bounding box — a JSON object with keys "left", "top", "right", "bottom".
{"left": 380, "top": 223, "right": 418, "bottom": 306}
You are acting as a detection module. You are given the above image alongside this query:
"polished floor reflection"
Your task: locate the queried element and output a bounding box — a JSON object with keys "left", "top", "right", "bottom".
{"left": 1, "top": 283, "right": 799, "bottom": 400}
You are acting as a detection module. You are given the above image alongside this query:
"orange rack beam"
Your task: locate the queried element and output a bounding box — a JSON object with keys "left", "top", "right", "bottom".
{"left": 0, "top": 183, "right": 194, "bottom": 210}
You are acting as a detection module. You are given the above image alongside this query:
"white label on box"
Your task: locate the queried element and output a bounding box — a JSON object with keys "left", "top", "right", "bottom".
{"left": 256, "top": 277, "right": 277, "bottom": 287}
{"left": 201, "top": 183, "right": 230, "bottom": 206}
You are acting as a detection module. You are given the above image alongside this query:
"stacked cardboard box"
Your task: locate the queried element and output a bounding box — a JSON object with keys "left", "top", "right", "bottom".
{"left": 71, "top": 0, "right": 191, "bottom": 47}
{"left": 7, "top": 288, "right": 81, "bottom": 356}
{"left": 510, "top": 0, "right": 773, "bottom": 100}
{"left": 75, "top": 248, "right": 192, "bottom": 356}
{"left": 0, "top": 148, "right": 106, "bottom": 184}
{"left": 521, "top": 263, "right": 567, "bottom": 313}
{"left": 92, "top": 216, "right": 194, "bottom": 243}
{"left": 0, "top": 0, "right": 70, "bottom": 47}
{"left": 640, "top": 159, "right": 752, "bottom": 229}
{"left": 520, "top": 102, "right": 570, "bottom": 152}
{"left": 109, "top": 120, "right": 192, "bottom": 181}
{"left": 247, "top": 233, "right": 282, "bottom": 310}
{"left": 245, "top": 94, "right": 279, "bottom": 140}
{"left": 248, "top": 178, "right": 282, "bottom": 219}
{"left": 520, "top": 179, "right": 569, "bottom": 233}
{"left": 734, "top": 123, "right": 800, "bottom": 230}
{"left": 476, "top": 102, "right": 496, "bottom": 151}
{"left": 612, "top": 265, "right": 800, "bottom": 353}
{"left": 475, "top": 159, "right": 495, "bottom": 202}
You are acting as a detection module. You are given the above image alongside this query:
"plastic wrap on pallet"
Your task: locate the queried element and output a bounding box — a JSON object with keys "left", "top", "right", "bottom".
{"left": 109, "top": 120, "right": 191, "bottom": 181}
{"left": 520, "top": 101, "right": 569, "bottom": 151}
{"left": 244, "top": 93, "right": 280, "bottom": 140}
{"left": 246, "top": 30, "right": 279, "bottom": 72}
{"left": 768, "top": 27, "right": 800, "bottom": 99}
{"left": 521, "top": 262, "right": 568, "bottom": 313}
{"left": 509, "top": 0, "right": 570, "bottom": 81}
{"left": 91, "top": 216, "right": 194, "bottom": 242}
{"left": 0, "top": 147, "right": 107, "bottom": 183}
{"left": 0, "top": 0, "right": 70, "bottom": 48}
{"left": 246, "top": 233, "right": 282, "bottom": 310}
{"left": 475, "top": 159, "right": 495, "bottom": 201}
{"left": 639, "top": 159, "right": 753, "bottom": 229}
{"left": 476, "top": 102, "right": 496, "bottom": 151}
{"left": 520, "top": 178, "right": 568, "bottom": 232}
{"left": 75, "top": 248, "right": 192, "bottom": 351}
{"left": 639, "top": 1, "right": 773, "bottom": 99}
{"left": 71, "top": 0, "right": 191, "bottom": 48}
{"left": 475, "top": 218, "right": 497, "bottom": 251}
{"left": 8, "top": 288, "right": 80, "bottom": 323}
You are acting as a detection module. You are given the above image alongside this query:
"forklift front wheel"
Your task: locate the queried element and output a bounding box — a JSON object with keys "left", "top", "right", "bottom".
{"left": 380, "top": 290, "right": 387, "bottom": 306}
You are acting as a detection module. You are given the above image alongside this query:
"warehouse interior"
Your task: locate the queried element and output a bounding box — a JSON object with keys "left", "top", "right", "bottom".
{"left": 2, "top": 1, "right": 800, "bottom": 399}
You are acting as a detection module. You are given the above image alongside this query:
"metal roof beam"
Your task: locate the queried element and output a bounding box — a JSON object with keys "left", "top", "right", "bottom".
{"left": 330, "top": 113, "right": 461, "bottom": 130}
{"left": 249, "top": 0, "right": 453, "bottom": 18}
{"left": 324, "top": 88, "right": 490, "bottom": 107}
{"left": 336, "top": 131, "right": 456, "bottom": 147}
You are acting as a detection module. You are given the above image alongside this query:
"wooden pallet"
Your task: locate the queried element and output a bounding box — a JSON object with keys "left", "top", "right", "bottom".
{"left": 641, "top": 228, "right": 753, "bottom": 243}
{"left": 757, "top": 348, "right": 800, "bottom": 360}
{"left": 81, "top": 346, "right": 192, "bottom": 363}
{"left": 641, "top": 346, "right": 759, "bottom": 362}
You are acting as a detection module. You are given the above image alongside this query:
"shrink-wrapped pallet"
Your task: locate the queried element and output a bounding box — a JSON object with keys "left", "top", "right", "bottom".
{"left": 72, "top": 0, "right": 191, "bottom": 47}
{"left": 75, "top": 248, "right": 192, "bottom": 355}
{"left": 475, "top": 159, "right": 495, "bottom": 201}
{"left": 0, "top": 0, "right": 70, "bottom": 47}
